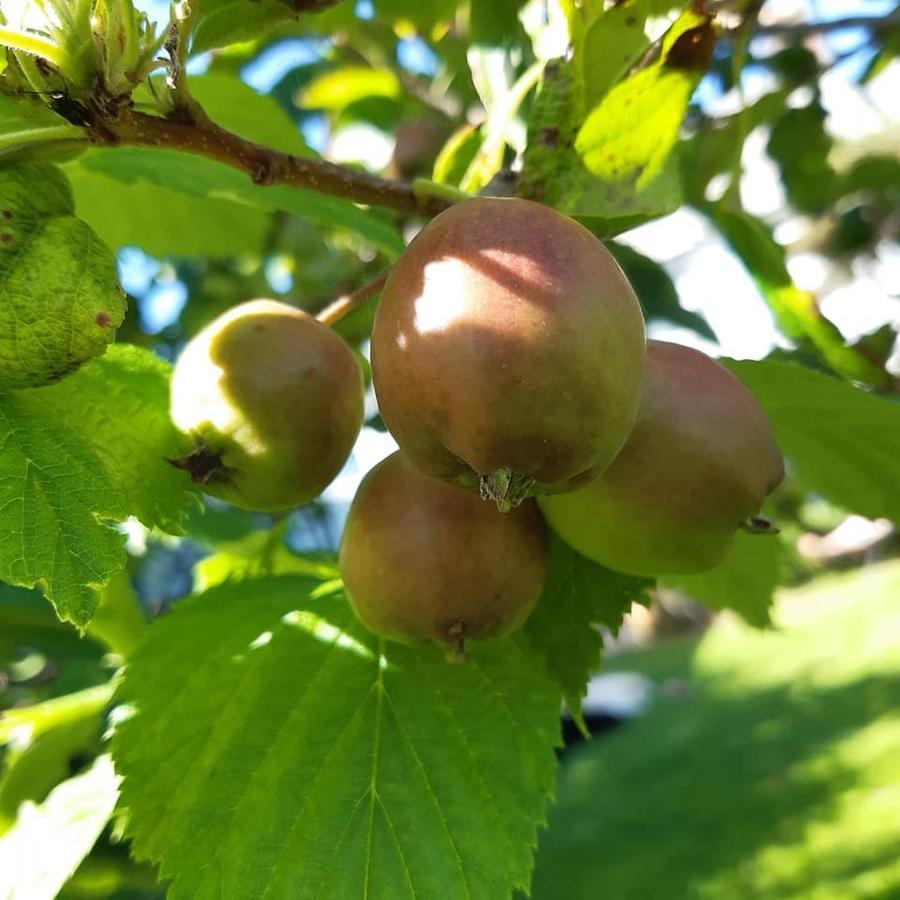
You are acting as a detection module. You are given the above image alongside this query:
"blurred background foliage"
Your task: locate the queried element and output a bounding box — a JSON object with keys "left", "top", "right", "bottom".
{"left": 1, "top": 0, "right": 899, "bottom": 896}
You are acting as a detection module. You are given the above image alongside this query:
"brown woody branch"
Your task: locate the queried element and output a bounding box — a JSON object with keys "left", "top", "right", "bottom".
{"left": 96, "top": 106, "right": 451, "bottom": 219}
{"left": 752, "top": 11, "right": 900, "bottom": 38}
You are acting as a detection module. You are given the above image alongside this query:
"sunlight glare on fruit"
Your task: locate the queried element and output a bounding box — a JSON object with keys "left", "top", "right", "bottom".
{"left": 412, "top": 258, "right": 470, "bottom": 335}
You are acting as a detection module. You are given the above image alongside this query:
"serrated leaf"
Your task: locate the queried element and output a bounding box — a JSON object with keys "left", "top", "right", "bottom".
{"left": 0, "top": 164, "right": 125, "bottom": 389}
{"left": 707, "top": 206, "right": 888, "bottom": 387}
{"left": 727, "top": 359, "right": 900, "bottom": 523}
{"left": 0, "top": 345, "right": 191, "bottom": 626}
{"left": 524, "top": 537, "right": 651, "bottom": 728}
{"left": 77, "top": 148, "right": 405, "bottom": 256}
{"left": 0, "top": 755, "right": 120, "bottom": 900}
{"left": 662, "top": 530, "right": 784, "bottom": 627}
{"left": 113, "top": 574, "right": 560, "bottom": 899}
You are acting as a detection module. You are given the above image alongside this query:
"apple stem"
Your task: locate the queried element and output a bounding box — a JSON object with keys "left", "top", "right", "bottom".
{"left": 316, "top": 271, "right": 391, "bottom": 327}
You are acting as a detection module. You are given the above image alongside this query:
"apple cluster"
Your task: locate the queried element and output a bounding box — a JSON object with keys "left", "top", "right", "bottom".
{"left": 170, "top": 198, "right": 783, "bottom": 660}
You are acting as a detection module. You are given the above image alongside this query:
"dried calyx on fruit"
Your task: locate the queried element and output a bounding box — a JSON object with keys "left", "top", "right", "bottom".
{"left": 540, "top": 340, "right": 784, "bottom": 576}
{"left": 339, "top": 452, "right": 549, "bottom": 662}
{"left": 170, "top": 299, "right": 365, "bottom": 512}
{"left": 371, "top": 197, "right": 646, "bottom": 511}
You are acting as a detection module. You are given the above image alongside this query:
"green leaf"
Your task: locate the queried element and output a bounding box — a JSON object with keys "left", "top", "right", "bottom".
{"left": 530, "top": 561, "right": 900, "bottom": 900}
{"left": 193, "top": 535, "right": 339, "bottom": 591}
{"left": 727, "top": 359, "right": 900, "bottom": 524}
{"left": 371, "top": 0, "right": 457, "bottom": 31}
{"left": 520, "top": 13, "right": 709, "bottom": 229}
{"left": 767, "top": 103, "right": 834, "bottom": 214}
{"left": 64, "top": 75, "right": 319, "bottom": 258}
{"left": 568, "top": 0, "right": 686, "bottom": 107}
{"left": 470, "top": 0, "right": 527, "bottom": 47}
{"left": 0, "top": 582, "right": 103, "bottom": 663}
{"left": 300, "top": 67, "right": 401, "bottom": 112}
{"left": 65, "top": 160, "right": 269, "bottom": 258}
{"left": 0, "top": 92, "right": 87, "bottom": 165}
{"left": 0, "top": 755, "right": 120, "bottom": 900}
{"left": 0, "top": 345, "right": 191, "bottom": 627}
{"left": 432, "top": 124, "right": 482, "bottom": 187}
{"left": 0, "top": 684, "right": 113, "bottom": 833}
{"left": 191, "top": 0, "right": 300, "bottom": 53}
{"left": 708, "top": 206, "right": 889, "bottom": 387}
{"left": 662, "top": 530, "right": 784, "bottom": 627}
{"left": 524, "top": 537, "right": 651, "bottom": 729}
{"left": 0, "top": 164, "right": 125, "bottom": 389}
{"left": 186, "top": 76, "right": 314, "bottom": 158}
{"left": 607, "top": 241, "right": 715, "bottom": 338}
{"left": 77, "top": 148, "right": 405, "bottom": 256}
{"left": 113, "top": 574, "right": 561, "bottom": 899}
{"left": 680, "top": 89, "right": 790, "bottom": 203}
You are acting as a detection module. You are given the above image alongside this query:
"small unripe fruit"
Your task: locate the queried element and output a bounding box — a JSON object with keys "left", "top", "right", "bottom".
{"left": 340, "top": 451, "right": 549, "bottom": 659}
{"left": 170, "top": 299, "right": 364, "bottom": 512}
{"left": 371, "top": 197, "right": 646, "bottom": 510}
{"left": 540, "top": 341, "right": 784, "bottom": 576}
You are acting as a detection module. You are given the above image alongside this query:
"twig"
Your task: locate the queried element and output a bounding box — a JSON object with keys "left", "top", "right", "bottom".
{"left": 316, "top": 271, "right": 390, "bottom": 326}
{"left": 97, "top": 106, "right": 452, "bottom": 218}
{"left": 751, "top": 12, "right": 900, "bottom": 38}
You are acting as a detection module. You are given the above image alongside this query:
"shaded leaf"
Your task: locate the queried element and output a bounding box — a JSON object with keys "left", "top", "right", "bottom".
{"left": 0, "top": 92, "right": 86, "bottom": 165}
{"left": 767, "top": 103, "right": 834, "bottom": 214}
{"left": 709, "top": 206, "right": 889, "bottom": 387}
{"left": 0, "top": 684, "right": 112, "bottom": 833}
{"left": 727, "top": 359, "right": 900, "bottom": 524}
{"left": 607, "top": 241, "right": 715, "bottom": 338}
{"left": 524, "top": 536, "right": 652, "bottom": 729}
{"left": 77, "top": 148, "right": 404, "bottom": 256}
{"left": 663, "top": 530, "right": 784, "bottom": 627}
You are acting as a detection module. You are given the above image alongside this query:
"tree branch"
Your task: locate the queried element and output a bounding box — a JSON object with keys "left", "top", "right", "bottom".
{"left": 316, "top": 271, "right": 390, "bottom": 326}
{"left": 753, "top": 11, "right": 900, "bottom": 38}
{"left": 97, "top": 107, "right": 452, "bottom": 218}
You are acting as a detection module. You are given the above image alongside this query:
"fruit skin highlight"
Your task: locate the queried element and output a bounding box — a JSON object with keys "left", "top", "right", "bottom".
{"left": 340, "top": 451, "right": 549, "bottom": 658}
{"left": 170, "top": 299, "right": 365, "bottom": 512}
{"left": 539, "top": 340, "right": 784, "bottom": 576}
{"left": 370, "top": 197, "right": 646, "bottom": 510}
